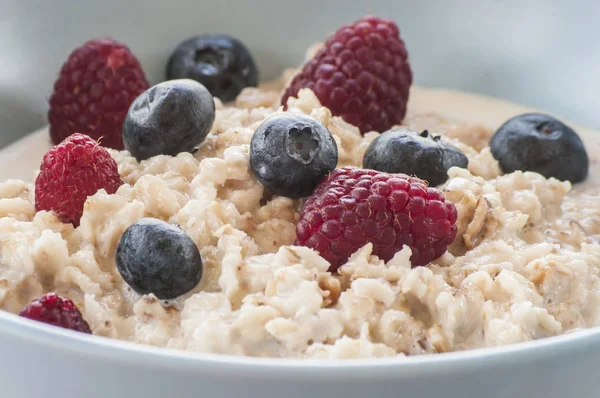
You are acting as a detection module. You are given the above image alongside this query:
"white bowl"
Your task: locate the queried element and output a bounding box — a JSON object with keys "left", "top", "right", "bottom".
{"left": 1, "top": 1, "right": 600, "bottom": 397}
{"left": 0, "top": 308, "right": 598, "bottom": 398}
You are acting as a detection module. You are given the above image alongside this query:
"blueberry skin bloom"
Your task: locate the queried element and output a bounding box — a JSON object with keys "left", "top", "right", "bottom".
{"left": 166, "top": 34, "right": 258, "bottom": 102}
{"left": 490, "top": 113, "right": 588, "bottom": 183}
{"left": 123, "top": 79, "right": 215, "bottom": 161}
{"left": 363, "top": 128, "right": 468, "bottom": 186}
{"left": 115, "top": 218, "right": 203, "bottom": 300}
{"left": 249, "top": 113, "right": 338, "bottom": 198}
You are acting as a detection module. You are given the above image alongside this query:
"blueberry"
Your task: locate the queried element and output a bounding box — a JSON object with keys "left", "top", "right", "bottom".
{"left": 249, "top": 113, "right": 338, "bottom": 198}
{"left": 166, "top": 35, "right": 258, "bottom": 102}
{"left": 122, "top": 79, "right": 215, "bottom": 162}
{"left": 363, "top": 128, "right": 468, "bottom": 186}
{"left": 490, "top": 113, "right": 588, "bottom": 183}
{"left": 115, "top": 218, "right": 203, "bottom": 300}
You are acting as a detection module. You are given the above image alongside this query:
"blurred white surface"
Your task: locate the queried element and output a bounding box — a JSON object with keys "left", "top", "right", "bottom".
{"left": 1, "top": 0, "right": 598, "bottom": 147}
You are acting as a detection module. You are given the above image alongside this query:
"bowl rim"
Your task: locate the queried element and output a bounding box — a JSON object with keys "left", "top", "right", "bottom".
{"left": 0, "top": 308, "right": 597, "bottom": 380}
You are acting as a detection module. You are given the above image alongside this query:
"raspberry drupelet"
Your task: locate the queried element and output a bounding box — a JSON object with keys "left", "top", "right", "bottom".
{"left": 35, "top": 133, "right": 123, "bottom": 227}
{"left": 282, "top": 15, "right": 412, "bottom": 134}
{"left": 296, "top": 167, "right": 458, "bottom": 271}
{"left": 19, "top": 293, "right": 92, "bottom": 334}
{"left": 48, "top": 38, "right": 150, "bottom": 149}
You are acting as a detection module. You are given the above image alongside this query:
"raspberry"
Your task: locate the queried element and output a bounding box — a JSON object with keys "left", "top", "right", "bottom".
{"left": 19, "top": 293, "right": 91, "bottom": 334}
{"left": 35, "top": 133, "right": 123, "bottom": 227}
{"left": 282, "top": 16, "right": 412, "bottom": 134}
{"left": 296, "top": 167, "right": 457, "bottom": 271}
{"left": 48, "top": 38, "right": 150, "bottom": 149}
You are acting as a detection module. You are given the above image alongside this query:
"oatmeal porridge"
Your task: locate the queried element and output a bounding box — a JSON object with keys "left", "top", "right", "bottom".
{"left": 0, "top": 16, "right": 599, "bottom": 360}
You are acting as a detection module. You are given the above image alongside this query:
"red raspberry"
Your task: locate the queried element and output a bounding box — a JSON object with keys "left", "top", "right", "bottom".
{"left": 35, "top": 133, "right": 123, "bottom": 227}
{"left": 19, "top": 293, "right": 91, "bottom": 334}
{"left": 282, "top": 16, "right": 412, "bottom": 134}
{"left": 296, "top": 167, "right": 457, "bottom": 271}
{"left": 48, "top": 38, "right": 150, "bottom": 150}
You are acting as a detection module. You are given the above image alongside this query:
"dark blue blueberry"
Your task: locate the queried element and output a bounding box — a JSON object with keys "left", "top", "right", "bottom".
{"left": 166, "top": 35, "right": 258, "bottom": 102}
{"left": 363, "top": 128, "right": 468, "bottom": 186}
{"left": 115, "top": 218, "right": 203, "bottom": 300}
{"left": 490, "top": 113, "right": 588, "bottom": 183}
{"left": 250, "top": 113, "right": 338, "bottom": 198}
{"left": 123, "top": 79, "right": 215, "bottom": 162}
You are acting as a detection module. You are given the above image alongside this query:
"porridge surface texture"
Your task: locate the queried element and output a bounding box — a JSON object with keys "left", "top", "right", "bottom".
{"left": 0, "top": 71, "right": 599, "bottom": 359}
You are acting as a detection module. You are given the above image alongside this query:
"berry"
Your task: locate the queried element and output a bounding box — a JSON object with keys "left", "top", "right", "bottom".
{"left": 115, "top": 218, "right": 203, "bottom": 300}
{"left": 48, "top": 38, "right": 150, "bottom": 150}
{"left": 281, "top": 15, "right": 412, "bottom": 134}
{"left": 363, "top": 128, "right": 468, "bottom": 186}
{"left": 296, "top": 167, "right": 457, "bottom": 271}
{"left": 250, "top": 113, "right": 338, "bottom": 198}
{"left": 122, "top": 79, "right": 216, "bottom": 161}
{"left": 19, "top": 293, "right": 91, "bottom": 334}
{"left": 166, "top": 35, "right": 258, "bottom": 102}
{"left": 35, "top": 133, "right": 123, "bottom": 227}
{"left": 490, "top": 113, "right": 588, "bottom": 183}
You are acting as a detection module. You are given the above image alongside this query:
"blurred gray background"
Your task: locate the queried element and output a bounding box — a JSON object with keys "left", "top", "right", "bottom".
{"left": 1, "top": 0, "right": 598, "bottom": 148}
